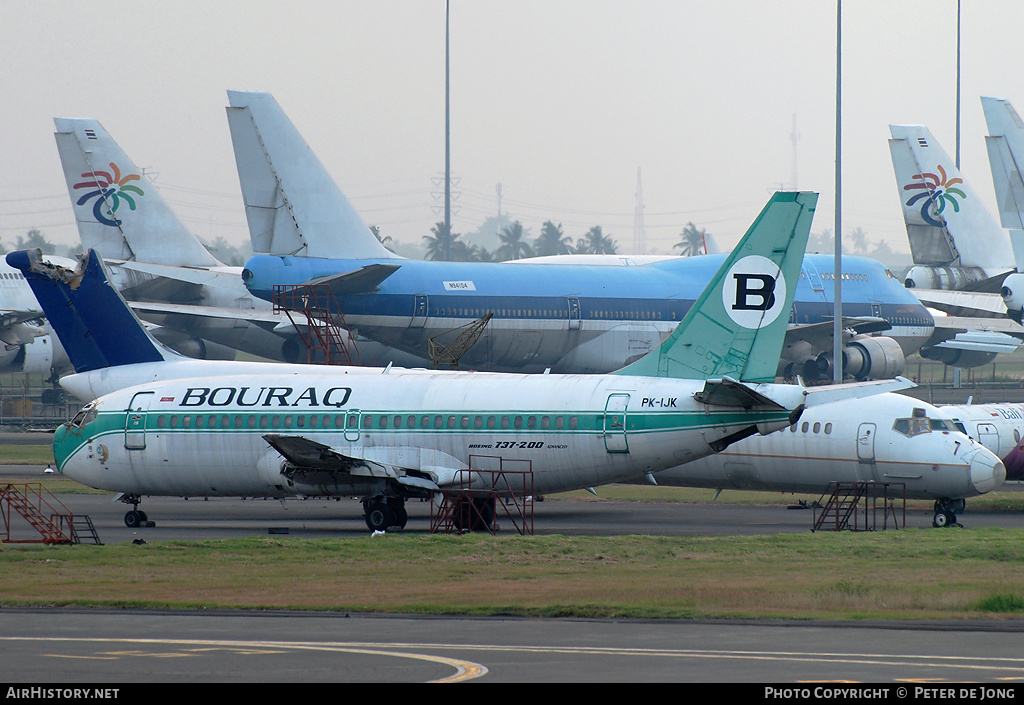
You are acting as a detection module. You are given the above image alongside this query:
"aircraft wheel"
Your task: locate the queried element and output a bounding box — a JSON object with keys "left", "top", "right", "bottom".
{"left": 365, "top": 503, "right": 395, "bottom": 532}
{"left": 125, "top": 510, "right": 143, "bottom": 528}
{"left": 932, "top": 510, "right": 956, "bottom": 528}
{"left": 474, "top": 497, "right": 495, "bottom": 531}
{"left": 386, "top": 498, "right": 408, "bottom": 529}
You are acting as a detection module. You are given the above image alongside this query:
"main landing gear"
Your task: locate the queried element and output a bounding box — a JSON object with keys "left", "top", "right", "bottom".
{"left": 119, "top": 494, "right": 154, "bottom": 528}
{"left": 363, "top": 496, "right": 408, "bottom": 532}
{"left": 932, "top": 498, "right": 965, "bottom": 528}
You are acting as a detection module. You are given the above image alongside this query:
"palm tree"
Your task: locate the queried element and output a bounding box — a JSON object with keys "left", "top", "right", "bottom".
{"left": 495, "top": 221, "right": 534, "bottom": 261}
{"left": 423, "top": 221, "right": 461, "bottom": 261}
{"left": 847, "top": 226, "right": 869, "bottom": 255}
{"left": 370, "top": 225, "right": 396, "bottom": 253}
{"left": 533, "top": 221, "right": 574, "bottom": 256}
{"left": 575, "top": 226, "right": 618, "bottom": 255}
{"left": 673, "top": 222, "right": 707, "bottom": 256}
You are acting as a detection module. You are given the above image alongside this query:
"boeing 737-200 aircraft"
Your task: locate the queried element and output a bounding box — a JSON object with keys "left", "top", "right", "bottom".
{"left": 227, "top": 90, "right": 951, "bottom": 382}
{"left": 11, "top": 192, "right": 911, "bottom": 531}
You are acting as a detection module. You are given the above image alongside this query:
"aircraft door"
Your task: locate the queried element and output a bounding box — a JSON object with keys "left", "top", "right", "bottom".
{"left": 603, "top": 393, "right": 630, "bottom": 453}
{"left": 124, "top": 391, "right": 154, "bottom": 450}
{"left": 411, "top": 295, "right": 429, "bottom": 328}
{"left": 345, "top": 410, "right": 361, "bottom": 442}
{"left": 567, "top": 297, "right": 581, "bottom": 330}
{"left": 803, "top": 263, "right": 825, "bottom": 294}
{"left": 977, "top": 423, "right": 999, "bottom": 452}
{"left": 856, "top": 422, "right": 876, "bottom": 463}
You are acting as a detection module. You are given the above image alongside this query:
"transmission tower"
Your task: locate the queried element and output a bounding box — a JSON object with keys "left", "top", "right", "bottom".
{"left": 633, "top": 167, "right": 646, "bottom": 254}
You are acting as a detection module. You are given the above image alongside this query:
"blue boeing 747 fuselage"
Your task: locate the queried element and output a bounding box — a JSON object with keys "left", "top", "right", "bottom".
{"left": 242, "top": 251, "right": 934, "bottom": 377}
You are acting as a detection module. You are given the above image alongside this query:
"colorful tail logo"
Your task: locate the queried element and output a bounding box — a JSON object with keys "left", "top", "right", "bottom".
{"left": 903, "top": 165, "right": 966, "bottom": 227}
{"left": 72, "top": 163, "right": 144, "bottom": 227}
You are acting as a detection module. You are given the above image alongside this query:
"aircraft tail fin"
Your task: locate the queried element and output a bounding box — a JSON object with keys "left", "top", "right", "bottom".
{"left": 225, "top": 91, "right": 397, "bottom": 260}
{"left": 614, "top": 191, "right": 816, "bottom": 383}
{"left": 888, "top": 124, "right": 1013, "bottom": 273}
{"left": 982, "top": 97, "right": 1024, "bottom": 231}
{"left": 53, "top": 118, "right": 223, "bottom": 268}
{"left": 5, "top": 249, "right": 183, "bottom": 373}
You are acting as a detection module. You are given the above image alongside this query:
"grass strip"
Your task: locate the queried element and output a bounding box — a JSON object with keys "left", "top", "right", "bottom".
{"left": 1, "top": 530, "right": 1022, "bottom": 620}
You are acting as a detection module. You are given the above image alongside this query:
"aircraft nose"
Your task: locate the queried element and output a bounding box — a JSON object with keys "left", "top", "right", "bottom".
{"left": 970, "top": 448, "right": 1006, "bottom": 495}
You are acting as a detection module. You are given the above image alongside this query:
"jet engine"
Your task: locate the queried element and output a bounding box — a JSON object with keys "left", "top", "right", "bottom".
{"left": 1001, "top": 272, "right": 1024, "bottom": 324}
{"left": 918, "top": 346, "right": 998, "bottom": 369}
{"left": 904, "top": 265, "right": 988, "bottom": 291}
{"left": 784, "top": 335, "right": 905, "bottom": 381}
{"left": 149, "top": 328, "right": 236, "bottom": 361}
{"left": 841, "top": 335, "right": 906, "bottom": 380}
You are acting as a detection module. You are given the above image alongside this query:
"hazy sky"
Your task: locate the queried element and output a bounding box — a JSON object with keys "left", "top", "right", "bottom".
{"left": 4, "top": 0, "right": 1023, "bottom": 257}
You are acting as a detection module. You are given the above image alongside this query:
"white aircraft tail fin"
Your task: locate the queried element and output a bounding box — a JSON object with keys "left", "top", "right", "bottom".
{"left": 982, "top": 97, "right": 1024, "bottom": 232}
{"left": 889, "top": 124, "right": 1013, "bottom": 275}
{"left": 53, "top": 118, "right": 223, "bottom": 268}
{"left": 225, "top": 91, "right": 398, "bottom": 260}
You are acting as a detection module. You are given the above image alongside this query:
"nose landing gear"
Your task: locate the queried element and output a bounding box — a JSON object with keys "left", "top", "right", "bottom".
{"left": 119, "top": 494, "right": 155, "bottom": 528}
{"left": 932, "top": 498, "right": 965, "bottom": 528}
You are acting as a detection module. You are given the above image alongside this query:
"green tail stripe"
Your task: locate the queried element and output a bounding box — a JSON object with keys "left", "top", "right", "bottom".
{"left": 614, "top": 191, "right": 816, "bottom": 382}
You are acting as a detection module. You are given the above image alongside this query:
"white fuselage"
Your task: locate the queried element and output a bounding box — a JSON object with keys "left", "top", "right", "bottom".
{"left": 652, "top": 393, "right": 1005, "bottom": 500}
{"left": 55, "top": 368, "right": 803, "bottom": 498}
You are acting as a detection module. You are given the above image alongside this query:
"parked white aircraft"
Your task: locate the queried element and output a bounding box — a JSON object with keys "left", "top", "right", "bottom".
{"left": 650, "top": 392, "right": 1004, "bottom": 527}
{"left": 937, "top": 401, "right": 1024, "bottom": 484}
{"left": 889, "top": 124, "right": 1014, "bottom": 292}
{"left": 0, "top": 258, "right": 72, "bottom": 375}
{"left": 887, "top": 123, "right": 1024, "bottom": 367}
{"left": 53, "top": 117, "right": 423, "bottom": 367}
{"left": 11, "top": 192, "right": 911, "bottom": 531}
{"left": 982, "top": 96, "right": 1024, "bottom": 323}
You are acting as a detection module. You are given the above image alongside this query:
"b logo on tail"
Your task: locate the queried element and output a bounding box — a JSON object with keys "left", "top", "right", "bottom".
{"left": 723, "top": 255, "right": 785, "bottom": 329}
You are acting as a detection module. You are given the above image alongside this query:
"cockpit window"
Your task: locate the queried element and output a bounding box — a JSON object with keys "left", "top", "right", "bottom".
{"left": 69, "top": 402, "right": 98, "bottom": 429}
{"left": 893, "top": 415, "right": 956, "bottom": 437}
{"left": 893, "top": 417, "right": 930, "bottom": 437}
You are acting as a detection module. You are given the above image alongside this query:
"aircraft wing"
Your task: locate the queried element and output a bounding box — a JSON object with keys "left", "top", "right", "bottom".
{"left": 784, "top": 317, "right": 891, "bottom": 350}
{"left": 0, "top": 309, "right": 44, "bottom": 329}
{"left": 305, "top": 263, "right": 402, "bottom": 295}
{"left": 262, "top": 433, "right": 439, "bottom": 493}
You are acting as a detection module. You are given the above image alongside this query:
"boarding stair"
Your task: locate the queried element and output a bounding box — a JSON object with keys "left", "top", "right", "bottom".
{"left": 0, "top": 483, "right": 101, "bottom": 544}
{"left": 273, "top": 283, "right": 359, "bottom": 365}
{"left": 812, "top": 481, "right": 905, "bottom": 532}
{"left": 431, "top": 456, "right": 534, "bottom": 535}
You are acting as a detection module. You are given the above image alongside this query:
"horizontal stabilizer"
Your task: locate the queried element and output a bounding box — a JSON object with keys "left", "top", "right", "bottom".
{"left": 693, "top": 377, "right": 786, "bottom": 409}
{"left": 305, "top": 263, "right": 402, "bottom": 295}
{"left": 127, "top": 300, "right": 286, "bottom": 325}
{"left": 802, "top": 377, "right": 915, "bottom": 408}
{"left": 914, "top": 289, "right": 1010, "bottom": 318}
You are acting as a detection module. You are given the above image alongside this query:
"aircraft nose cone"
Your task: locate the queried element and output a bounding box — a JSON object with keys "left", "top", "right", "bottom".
{"left": 970, "top": 449, "right": 1006, "bottom": 495}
